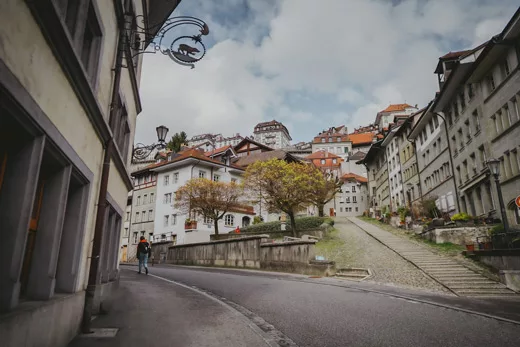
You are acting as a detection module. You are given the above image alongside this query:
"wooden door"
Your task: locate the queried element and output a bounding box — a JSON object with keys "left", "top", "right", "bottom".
{"left": 122, "top": 245, "right": 128, "bottom": 262}
{"left": 20, "top": 179, "right": 45, "bottom": 294}
{"left": 329, "top": 208, "right": 334, "bottom": 217}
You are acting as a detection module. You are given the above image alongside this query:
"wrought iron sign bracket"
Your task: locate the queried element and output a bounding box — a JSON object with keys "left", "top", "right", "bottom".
{"left": 122, "top": 15, "right": 210, "bottom": 69}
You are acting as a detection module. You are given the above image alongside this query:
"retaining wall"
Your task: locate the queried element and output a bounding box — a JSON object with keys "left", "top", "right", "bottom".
{"left": 151, "top": 241, "right": 175, "bottom": 264}
{"left": 210, "top": 227, "right": 330, "bottom": 241}
{"left": 424, "top": 226, "right": 490, "bottom": 245}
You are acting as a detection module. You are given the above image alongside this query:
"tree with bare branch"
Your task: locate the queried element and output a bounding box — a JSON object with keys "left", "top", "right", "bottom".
{"left": 308, "top": 168, "right": 343, "bottom": 217}
{"left": 174, "top": 178, "right": 243, "bottom": 235}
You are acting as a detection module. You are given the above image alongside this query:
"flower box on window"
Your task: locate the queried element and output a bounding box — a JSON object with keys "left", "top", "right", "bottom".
{"left": 184, "top": 219, "right": 197, "bottom": 230}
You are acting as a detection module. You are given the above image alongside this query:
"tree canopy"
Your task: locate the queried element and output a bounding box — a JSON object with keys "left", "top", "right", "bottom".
{"left": 166, "top": 131, "right": 188, "bottom": 153}
{"left": 174, "top": 178, "right": 243, "bottom": 234}
{"left": 308, "top": 168, "right": 343, "bottom": 217}
{"left": 243, "top": 159, "right": 322, "bottom": 236}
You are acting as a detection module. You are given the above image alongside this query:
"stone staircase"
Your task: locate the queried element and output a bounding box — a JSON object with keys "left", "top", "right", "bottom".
{"left": 349, "top": 217, "right": 518, "bottom": 297}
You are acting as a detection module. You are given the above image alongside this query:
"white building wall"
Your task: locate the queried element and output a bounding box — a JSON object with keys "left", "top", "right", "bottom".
{"left": 387, "top": 136, "right": 403, "bottom": 212}
{"left": 311, "top": 142, "right": 352, "bottom": 159}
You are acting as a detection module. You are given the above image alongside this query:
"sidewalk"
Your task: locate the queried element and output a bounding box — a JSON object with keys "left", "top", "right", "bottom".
{"left": 348, "top": 217, "right": 518, "bottom": 297}
{"left": 68, "top": 269, "right": 271, "bottom": 347}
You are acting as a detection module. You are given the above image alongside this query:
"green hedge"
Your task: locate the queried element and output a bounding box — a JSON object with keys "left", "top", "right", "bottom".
{"left": 240, "top": 216, "right": 333, "bottom": 233}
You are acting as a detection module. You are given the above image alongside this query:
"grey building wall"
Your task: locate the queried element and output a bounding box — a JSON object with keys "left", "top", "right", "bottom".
{"left": 481, "top": 44, "right": 520, "bottom": 227}
{"left": 336, "top": 182, "right": 368, "bottom": 216}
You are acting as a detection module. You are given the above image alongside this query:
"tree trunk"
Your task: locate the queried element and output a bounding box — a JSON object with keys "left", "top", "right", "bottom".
{"left": 288, "top": 212, "right": 297, "bottom": 237}
{"left": 317, "top": 204, "right": 325, "bottom": 217}
{"left": 214, "top": 218, "right": 219, "bottom": 235}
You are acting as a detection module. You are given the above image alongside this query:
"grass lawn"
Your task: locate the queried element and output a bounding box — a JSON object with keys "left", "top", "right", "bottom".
{"left": 315, "top": 228, "right": 346, "bottom": 260}
{"left": 358, "top": 216, "right": 464, "bottom": 256}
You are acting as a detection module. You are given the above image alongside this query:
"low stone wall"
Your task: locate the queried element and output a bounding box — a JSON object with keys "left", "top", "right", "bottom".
{"left": 470, "top": 250, "right": 520, "bottom": 271}
{"left": 210, "top": 226, "right": 329, "bottom": 241}
{"left": 151, "top": 241, "right": 175, "bottom": 264}
{"left": 260, "top": 240, "right": 325, "bottom": 275}
{"left": 423, "top": 226, "right": 491, "bottom": 245}
{"left": 168, "top": 235, "right": 269, "bottom": 268}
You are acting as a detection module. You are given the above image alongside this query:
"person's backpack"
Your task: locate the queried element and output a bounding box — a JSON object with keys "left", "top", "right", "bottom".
{"left": 143, "top": 243, "right": 150, "bottom": 254}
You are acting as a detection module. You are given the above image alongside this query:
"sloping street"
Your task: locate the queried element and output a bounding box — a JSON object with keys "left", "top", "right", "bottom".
{"left": 70, "top": 265, "right": 520, "bottom": 347}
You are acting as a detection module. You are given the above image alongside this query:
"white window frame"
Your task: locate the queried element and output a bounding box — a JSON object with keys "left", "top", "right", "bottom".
{"left": 224, "top": 214, "right": 234, "bottom": 226}
{"left": 164, "top": 215, "right": 169, "bottom": 227}
{"left": 164, "top": 175, "right": 170, "bottom": 186}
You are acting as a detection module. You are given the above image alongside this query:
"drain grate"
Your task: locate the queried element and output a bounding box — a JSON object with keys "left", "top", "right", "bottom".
{"left": 78, "top": 328, "right": 119, "bottom": 338}
{"left": 335, "top": 267, "right": 371, "bottom": 281}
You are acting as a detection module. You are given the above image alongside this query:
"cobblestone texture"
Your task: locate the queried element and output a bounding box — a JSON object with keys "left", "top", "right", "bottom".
{"left": 316, "top": 219, "right": 450, "bottom": 293}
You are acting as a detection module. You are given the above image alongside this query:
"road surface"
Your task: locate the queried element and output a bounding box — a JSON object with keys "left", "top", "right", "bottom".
{"left": 118, "top": 264, "right": 520, "bottom": 347}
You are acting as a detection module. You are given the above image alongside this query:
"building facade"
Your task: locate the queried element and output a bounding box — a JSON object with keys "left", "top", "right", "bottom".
{"left": 336, "top": 173, "right": 369, "bottom": 217}
{"left": 311, "top": 125, "right": 352, "bottom": 159}
{"left": 152, "top": 149, "right": 254, "bottom": 245}
{"left": 0, "top": 0, "right": 178, "bottom": 345}
{"left": 305, "top": 151, "right": 344, "bottom": 177}
{"left": 383, "top": 125, "right": 405, "bottom": 212}
{"left": 253, "top": 120, "right": 292, "bottom": 149}
{"left": 375, "top": 104, "right": 418, "bottom": 131}
{"left": 408, "top": 106, "right": 458, "bottom": 216}
{"left": 359, "top": 141, "right": 389, "bottom": 216}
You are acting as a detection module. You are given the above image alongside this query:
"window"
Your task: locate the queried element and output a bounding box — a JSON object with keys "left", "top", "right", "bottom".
{"left": 505, "top": 106, "right": 512, "bottom": 127}
{"left": 171, "top": 214, "right": 177, "bottom": 225}
{"left": 321, "top": 159, "right": 326, "bottom": 165}
{"left": 472, "top": 110, "right": 480, "bottom": 133}
{"left": 457, "top": 129, "right": 464, "bottom": 148}
{"left": 163, "top": 193, "right": 172, "bottom": 204}
{"left": 332, "top": 158, "right": 337, "bottom": 164}
{"left": 110, "top": 95, "right": 130, "bottom": 161}
{"left": 488, "top": 74, "right": 496, "bottom": 92}
{"left": 136, "top": 195, "right": 141, "bottom": 206}
{"left": 133, "top": 232, "right": 138, "bottom": 244}
{"left": 345, "top": 197, "right": 350, "bottom": 203}
{"left": 478, "top": 145, "right": 486, "bottom": 170}
{"left": 503, "top": 59, "right": 511, "bottom": 76}
{"left": 164, "top": 175, "right": 170, "bottom": 186}
{"left": 468, "top": 83, "right": 474, "bottom": 100}
{"left": 80, "top": 2, "right": 103, "bottom": 84}
{"left": 470, "top": 153, "right": 477, "bottom": 174}
{"left": 224, "top": 214, "right": 234, "bottom": 226}
{"left": 199, "top": 170, "right": 206, "bottom": 178}
{"left": 173, "top": 172, "right": 179, "bottom": 183}
{"left": 428, "top": 120, "right": 434, "bottom": 134}
{"left": 142, "top": 212, "right": 147, "bottom": 222}
{"left": 464, "top": 119, "right": 471, "bottom": 140}
{"left": 459, "top": 90, "right": 466, "bottom": 111}
{"left": 352, "top": 186, "right": 356, "bottom": 193}
{"left": 143, "top": 194, "right": 148, "bottom": 204}
{"left": 123, "top": 228, "right": 129, "bottom": 237}
{"left": 135, "top": 212, "right": 140, "bottom": 222}
{"left": 126, "top": 212, "right": 130, "bottom": 221}
{"left": 353, "top": 196, "right": 357, "bottom": 203}
{"left": 340, "top": 207, "right": 343, "bottom": 213}
{"left": 433, "top": 115, "right": 439, "bottom": 128}
{"left": 456, "top": 166, "right": 461, "bottom": 185}
{"left": 463, "top": 160, "right": 468, "bottom": 181}
{"left": 513, "top": 98, "right": 520, "bottom": 122}
{"left": 204, "top": 216, "right": 213, "bottom": 224}
{"left": 337, "top": 137, "right": 341, "bottom": 142}
{"left": 213, "top": 174, "right": 220, "bottom": 182}
{"left": 321, "top": 138, "right": 325, "bottom": 143}
{"left": 150, "top": 193, "right": 155, "bottom": 203}
{"left": 148, "top": 210, "right": 153, "bottom": 221}
{"left": 164, "top": 215, "right": 169, "bottom": 227}
{"left": 492, "top": 115, "right": 499, "bottom": 135}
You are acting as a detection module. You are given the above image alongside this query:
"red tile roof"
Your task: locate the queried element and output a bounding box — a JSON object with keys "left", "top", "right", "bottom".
{"left": 348, "top": 132, "right": 375, "bottom": 146}
{"left": 440, "top": 50, "right": 473, "bottom": 60}
{"left": 305, "top": 151, "right": 342, "bottom": 160}
{"left": 380, "top": 104, "right": 414, "bottom": 113}
{"left": 144, "top": 148, "right": 244, "bottom": 172}
{"left": 204, "top": 145, "right": 232, "bottom": 156}
{"left": 341, "top": 172, "right": 368, "bottom": 183}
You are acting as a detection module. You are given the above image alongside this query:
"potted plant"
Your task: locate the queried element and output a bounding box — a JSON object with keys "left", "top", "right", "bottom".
{"left": 465, "top": 243, "right": 475, "bottom": 252}
{"left": 184, "top": 218, "right": 197, "bottom": 230}
{"left": 451, "top": 212, "right": 472, "bottom": 226}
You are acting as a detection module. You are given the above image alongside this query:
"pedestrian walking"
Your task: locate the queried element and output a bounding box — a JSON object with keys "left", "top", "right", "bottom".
{"left": 136, "top": 236, "right": 151, "bottom": 275}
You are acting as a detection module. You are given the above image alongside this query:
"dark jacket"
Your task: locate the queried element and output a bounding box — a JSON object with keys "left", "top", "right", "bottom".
{"left": 137, "top": 240, "right": 151, "bottom": 258}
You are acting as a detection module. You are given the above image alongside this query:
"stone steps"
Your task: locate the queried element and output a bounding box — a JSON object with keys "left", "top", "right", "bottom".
{"left": 453, "top": 288, "right": 516, "bottom": 295}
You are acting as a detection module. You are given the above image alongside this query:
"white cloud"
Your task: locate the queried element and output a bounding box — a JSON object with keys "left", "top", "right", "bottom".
{"left": 135, "top": 0, "right": 518, "bottom": 144}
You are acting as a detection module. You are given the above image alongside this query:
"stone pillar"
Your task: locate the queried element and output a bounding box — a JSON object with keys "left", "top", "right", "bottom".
{"left": 0, "top": 136, "right": 45, "bottom": 311}
{"left": 56, "top": 183, "right": 90, "bottom": 293}
{"left": 27, "top": 165, "right": 72, "bottom": 300}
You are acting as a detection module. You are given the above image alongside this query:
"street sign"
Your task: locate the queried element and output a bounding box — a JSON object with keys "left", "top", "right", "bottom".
{"left": 516, "top": 195, "right": 520, "bottom": 208}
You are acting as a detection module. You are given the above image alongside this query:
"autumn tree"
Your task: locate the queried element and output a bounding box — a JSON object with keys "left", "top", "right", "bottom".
{"left": 166, "top": 131, "right": 188, "bottom": 152}
{"left": 174, "top": 178, "right": 243, "bottom": 235}
{"left": 243, "top": 159, "right": 322, "bottom": 236}
{"left": 308, "top": 168, "right": 343, "bottom": 217}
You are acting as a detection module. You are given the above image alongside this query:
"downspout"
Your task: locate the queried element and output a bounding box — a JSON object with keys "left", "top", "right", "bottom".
{"left": 82, "top": 1, "right": 126, "bottom": 333}
{"left": 434, "top": 112, "right": 461, "bottom": 213}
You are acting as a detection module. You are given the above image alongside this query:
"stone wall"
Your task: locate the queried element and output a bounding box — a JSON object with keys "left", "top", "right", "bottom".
{"left": 470, "top": 250, "right": 520, "bottom": 271}
{"left": 151, "top": 241, "right": 175, "bottom": 264}
{"left": 260, "top": 240, "right": 321, "bottom": 275}
{"left": 424, "top": 226, "right": 490, "bottom": 245}
{"left": 210, "top": 227, "right": 329, "bottom": 241}
{"left": 167, "top": 235, "right": 269, "bottom": 268}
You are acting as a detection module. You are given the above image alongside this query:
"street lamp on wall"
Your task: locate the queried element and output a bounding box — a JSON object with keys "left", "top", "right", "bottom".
{"left": 132, "top": 125, "right": 170, "bottom": 160}
{"left": 486, "top": 158, "right": 510, "bottom": 233}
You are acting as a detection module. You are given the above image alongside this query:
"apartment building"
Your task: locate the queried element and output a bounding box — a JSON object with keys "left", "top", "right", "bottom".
{"left": 408, "top": 106, "right": 458, "bottom": 215}
{"left": 305, "top": 151, "right": 344, "bottom": 177}
{"left": 359, "top": 141, "right": 389, "bottom": 216}
{"left": 151, "top": 149, "right": 255, "bottom": 244}
{"left": 311, "top": 125, "right": 352, "bottom": 159}
{"left": 336, "top": 173, "right": 369, "bottom": 217}
{"left": 253, "top": 120, "right": 292, "bottom": 149}
{"left": 396, "top": 110, "right": 422, "bottom": 209}
{"left": 375, "top": 104, "right": 418, "bottom": 131}
{"left": 0, "top": 0, "right": 179, "bottom": 345}
{"left": 382, "top": 125, "right": 405, "bottom": 212}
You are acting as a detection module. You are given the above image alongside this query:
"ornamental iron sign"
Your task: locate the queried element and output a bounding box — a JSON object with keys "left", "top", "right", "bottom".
{"left": 128, "top": 16, "right": 209, "bottom": 69}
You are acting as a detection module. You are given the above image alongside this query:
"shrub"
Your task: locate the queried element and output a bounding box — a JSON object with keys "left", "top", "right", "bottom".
{"left": 451, "top": 212, "right": 472, "bottom": 222}
{"left": 490, "top": 223, "right": 504, "bottom": 235}
{"left": 253, "top": 216, "right": 263, "bottom": 225}
{"left": 240, "top": 216, "right": 331, "bottom": 233}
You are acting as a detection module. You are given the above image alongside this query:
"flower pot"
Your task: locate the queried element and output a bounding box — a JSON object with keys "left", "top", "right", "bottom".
{"left": 185, "top": 221, "right": 197, "bottom": 230}
{"left": 465, "top": 244, "right": 475, "bottom": 252}
{"left": 483, "top": 242, "right": 493, "bottom": 250}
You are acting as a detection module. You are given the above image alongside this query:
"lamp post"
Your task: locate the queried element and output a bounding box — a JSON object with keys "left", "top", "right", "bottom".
{"left": 486, "top": 158, "right": 510, "bottom": 233}
{"left": 132, "top": 125, "right": 169, "bottom": 160}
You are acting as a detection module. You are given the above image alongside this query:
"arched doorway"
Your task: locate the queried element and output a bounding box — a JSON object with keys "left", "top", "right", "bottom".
{"left": 242, "top": 216, "right": 251, "bottom": 228}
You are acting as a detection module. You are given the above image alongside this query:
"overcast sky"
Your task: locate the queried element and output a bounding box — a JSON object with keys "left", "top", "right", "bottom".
{"left": 135, "top": 0, "right": 517, "bottom": 145}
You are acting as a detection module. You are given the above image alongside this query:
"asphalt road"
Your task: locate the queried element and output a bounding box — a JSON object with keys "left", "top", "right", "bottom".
{"left": 132, "top": 264, "right": 520, "bottom": 347}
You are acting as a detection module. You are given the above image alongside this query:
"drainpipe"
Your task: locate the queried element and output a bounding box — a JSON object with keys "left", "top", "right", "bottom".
{"left": 434, "top": 112, "right": 461, "bottom": 213}
{"left": 82, "top": 2, "right": 126, "bottom": 333}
